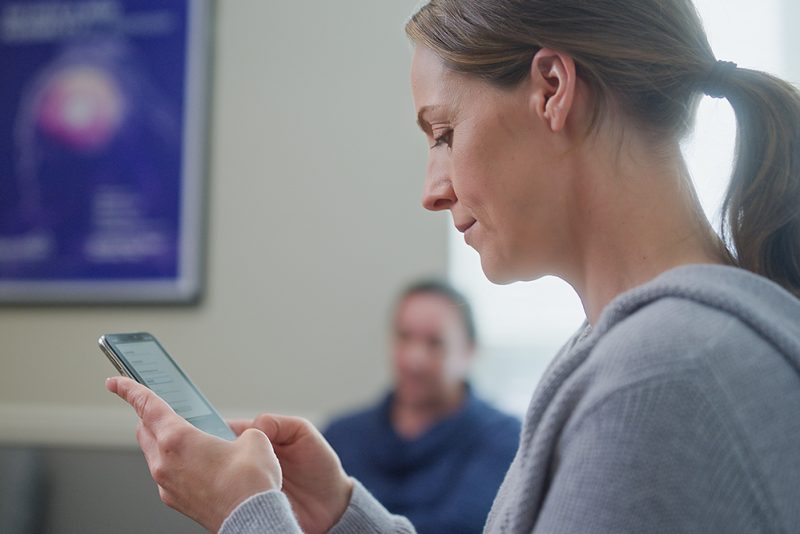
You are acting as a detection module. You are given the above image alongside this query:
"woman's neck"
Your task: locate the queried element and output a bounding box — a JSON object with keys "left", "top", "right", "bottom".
{"left": 563, "top": 134, "right": 730, "bottom": 324}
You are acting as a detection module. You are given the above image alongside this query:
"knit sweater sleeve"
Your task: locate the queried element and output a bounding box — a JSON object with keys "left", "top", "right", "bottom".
{"left": 218, "top": 480, "right": 415, "bottom": 534}
{"left": 329, "top": 479, "right": 417, "bottom": 534}
{"left": 218, "top": 490, "right": 302, "bottom": 534}
{"left": 531, "top": 372, "right": 776, "bottom": 534}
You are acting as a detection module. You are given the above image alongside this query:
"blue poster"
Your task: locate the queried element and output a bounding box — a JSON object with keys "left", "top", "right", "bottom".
{"left": 0, "top": 0, "right": 209, "bottom": 302}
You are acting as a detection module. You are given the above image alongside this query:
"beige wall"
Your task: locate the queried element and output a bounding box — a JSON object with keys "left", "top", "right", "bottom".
{"left": 0, "top": 0, "right": 447, "bottom": 446}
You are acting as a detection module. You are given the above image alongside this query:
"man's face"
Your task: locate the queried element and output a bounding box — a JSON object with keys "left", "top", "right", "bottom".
{"left": 391, "top": 292, "right": 473, "bottom": 409}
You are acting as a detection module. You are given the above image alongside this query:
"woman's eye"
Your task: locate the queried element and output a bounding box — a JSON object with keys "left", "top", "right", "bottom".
{"left": 430, "top": 129, "right": 453, "bottom": 149}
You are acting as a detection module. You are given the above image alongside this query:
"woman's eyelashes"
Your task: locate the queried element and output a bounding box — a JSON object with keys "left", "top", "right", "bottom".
{"left": 430, "top": 129, "right": 453, "bottom": 150}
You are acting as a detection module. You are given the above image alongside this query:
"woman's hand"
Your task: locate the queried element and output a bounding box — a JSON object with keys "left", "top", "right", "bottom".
{"left": 106, "top": 377, "right": 279, "bottom": 532}
{"left": 228, "top": 415, "right": 354, "bottom": 534}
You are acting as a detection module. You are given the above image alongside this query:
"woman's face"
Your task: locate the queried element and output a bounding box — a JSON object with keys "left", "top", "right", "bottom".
{"left": 411, "top": 46, "right": 577, "bottom": 283}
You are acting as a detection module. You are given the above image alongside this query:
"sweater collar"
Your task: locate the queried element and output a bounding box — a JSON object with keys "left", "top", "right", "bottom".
{"left": 367, "top": 385, "right": 484, "bottom": 470}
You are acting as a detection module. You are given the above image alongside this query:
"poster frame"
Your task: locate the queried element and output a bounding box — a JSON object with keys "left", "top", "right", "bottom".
{"left": 0, "top": 0, "right": 213, "bottom": 305}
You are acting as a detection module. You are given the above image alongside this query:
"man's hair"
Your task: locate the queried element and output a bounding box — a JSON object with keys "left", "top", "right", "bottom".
{"left": 395, "top": 279, "right": 477, "bottom": 345}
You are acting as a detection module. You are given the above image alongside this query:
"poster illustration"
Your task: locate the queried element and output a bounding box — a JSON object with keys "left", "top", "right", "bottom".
{"left": 0, "top": 0, "right": 210, "bottom": 302}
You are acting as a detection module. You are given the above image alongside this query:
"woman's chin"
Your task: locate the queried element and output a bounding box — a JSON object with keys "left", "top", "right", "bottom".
{"left": 479, "top": 255, "right": 518, "bottom": 285}
{"left": 480, "top": 254, "right": 550, "bottom": 285}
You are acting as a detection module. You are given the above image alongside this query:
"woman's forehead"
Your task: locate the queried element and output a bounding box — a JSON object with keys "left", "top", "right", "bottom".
{"left": 411, "top": 46, "right": 462, "bottom": 101}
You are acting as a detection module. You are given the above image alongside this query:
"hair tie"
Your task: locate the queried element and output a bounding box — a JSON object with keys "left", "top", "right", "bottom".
{"left": 703, "top": 60, "right": 737, "bottom": 98}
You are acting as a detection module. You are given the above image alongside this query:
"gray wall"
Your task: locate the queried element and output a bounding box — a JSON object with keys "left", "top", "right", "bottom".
{"left": 0, "top": 1, "right": 445, "bottom": 531}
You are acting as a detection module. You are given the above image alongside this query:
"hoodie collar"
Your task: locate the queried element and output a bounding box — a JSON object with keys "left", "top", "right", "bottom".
{"left": 592, "top": 264, "right": 800, "bottom": 375}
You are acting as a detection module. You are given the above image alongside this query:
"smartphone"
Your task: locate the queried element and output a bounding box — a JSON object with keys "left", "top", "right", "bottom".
{"left": 99, "top": 332, "right": 237, "bottom": 441}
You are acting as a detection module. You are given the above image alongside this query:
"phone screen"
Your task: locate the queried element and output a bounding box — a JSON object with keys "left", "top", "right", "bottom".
{"left": 102, "top": 333, "right": 236, "bottom": 441}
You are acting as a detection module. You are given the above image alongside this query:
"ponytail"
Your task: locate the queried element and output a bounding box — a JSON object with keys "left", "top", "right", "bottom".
{"left": 720, "top": 68, "right": 800, "bottom": 296}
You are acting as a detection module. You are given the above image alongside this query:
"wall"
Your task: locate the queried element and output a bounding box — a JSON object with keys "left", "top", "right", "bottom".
{"left": 0, "top": 0, "right": 447, "bottom": 446}
{"left": 787, "top": 1, "right": 800, "bottom": 83}
{"left": 1, "top": 2, "right": 443, "bottom": 531}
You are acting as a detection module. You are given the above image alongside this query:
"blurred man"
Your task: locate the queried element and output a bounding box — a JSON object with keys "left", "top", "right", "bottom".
{"left": 324, "top": 280, "right": 521, "bottom": 534}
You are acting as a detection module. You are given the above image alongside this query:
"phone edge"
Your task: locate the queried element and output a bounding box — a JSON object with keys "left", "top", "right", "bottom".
{"left": 98, "top": 335, "right": 135, "bottom": 380}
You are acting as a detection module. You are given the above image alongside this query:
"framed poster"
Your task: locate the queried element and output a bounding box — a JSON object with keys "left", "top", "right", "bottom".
{"left": 0, "top": 0, "right": 211, "bottom": 303}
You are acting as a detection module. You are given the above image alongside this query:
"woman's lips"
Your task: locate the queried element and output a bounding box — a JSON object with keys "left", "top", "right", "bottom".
{"left": 456, "top": 220, "right": 476, "bottom": 233}
{"left": 459, "top": 220, "right": 477, "bottom": 245}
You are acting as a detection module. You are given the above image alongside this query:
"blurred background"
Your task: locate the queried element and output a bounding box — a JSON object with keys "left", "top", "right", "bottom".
{"left": 0, "top": 0, "right": 797, "bottom": 532}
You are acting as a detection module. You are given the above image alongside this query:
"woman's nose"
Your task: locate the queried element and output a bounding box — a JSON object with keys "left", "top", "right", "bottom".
{"left": 421, "top": 160, "right": 457, "bottom": 212}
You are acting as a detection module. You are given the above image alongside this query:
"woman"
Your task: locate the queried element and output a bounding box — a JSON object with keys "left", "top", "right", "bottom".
{"left": 107, "top": 0, "right": 800, "bottom": 532}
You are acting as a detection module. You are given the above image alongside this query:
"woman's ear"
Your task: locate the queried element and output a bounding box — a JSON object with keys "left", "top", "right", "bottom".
{"left": 528, "top": 48, "right": 577, "bottom": 133}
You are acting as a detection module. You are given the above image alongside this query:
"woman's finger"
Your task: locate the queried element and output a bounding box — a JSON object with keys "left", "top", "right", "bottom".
{"left": 106, "top": 377, "right": 187, "bottom": 434}
{"left": 136, "top": 419, "right": 160, "bottom": 469}
{"left": 252, "top": 413, "right": 316, "bottom": 446}
{"left": 226, "top": 418, "right": 254, "bottom": 437}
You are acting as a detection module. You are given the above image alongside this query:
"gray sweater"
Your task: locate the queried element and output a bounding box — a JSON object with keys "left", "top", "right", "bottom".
{"left": 220, "top": 264, "right": 800, "bottom": 533}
